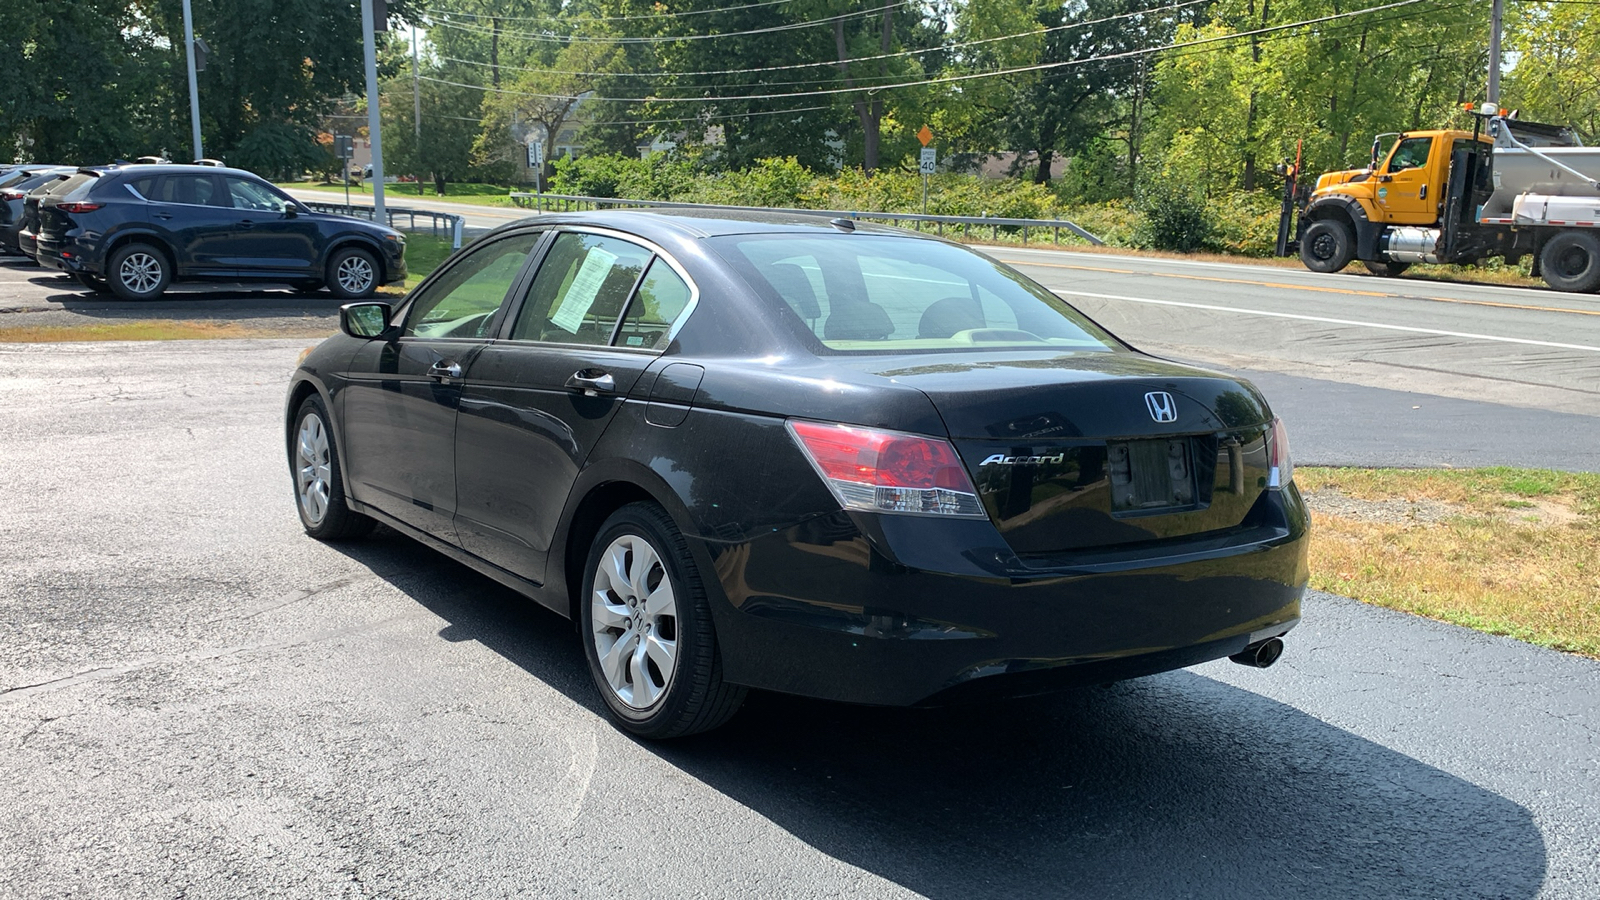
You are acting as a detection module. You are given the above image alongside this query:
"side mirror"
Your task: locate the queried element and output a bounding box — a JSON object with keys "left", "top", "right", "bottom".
{"left": 283, "top": 204, "right": 299, "bottom": 218}
{"left": 340, "top": 302, "right": 393, "bottom": 339}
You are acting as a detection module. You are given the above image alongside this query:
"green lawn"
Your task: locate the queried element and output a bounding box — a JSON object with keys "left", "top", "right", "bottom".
{"left": 382, "top": 233, "right": 459, "bottom": 292}
{"left": 276, "top": 181, "right": 526, "bottom": 208}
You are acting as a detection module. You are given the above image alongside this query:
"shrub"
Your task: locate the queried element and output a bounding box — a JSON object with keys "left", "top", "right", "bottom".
{"left": 1133, "top": 184, "right": 1213, "bottom": 252}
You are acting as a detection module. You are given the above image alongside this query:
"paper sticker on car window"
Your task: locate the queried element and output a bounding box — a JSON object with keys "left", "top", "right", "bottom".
{"left": 549, "top": 247, "right": 617, "bottom": 334}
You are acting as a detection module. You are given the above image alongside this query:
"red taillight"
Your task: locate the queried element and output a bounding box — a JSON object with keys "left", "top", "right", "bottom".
{"left": 1266, "top": 417, "right": 1293, "bottom": 489}
{"left": 0, "top": 190, "right": 23, "bottom": 201}
{"left": 787, "top": 420, "right": 984, "bottom": 517}
{"left": 56, "top": 202, "right": 102, "bottom": 213}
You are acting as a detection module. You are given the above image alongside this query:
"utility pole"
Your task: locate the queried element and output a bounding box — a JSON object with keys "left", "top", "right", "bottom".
{"left": 361, "top": 0, "right": 386, "bottom": 221}
{"left": 1488, "top": 0, "right": 1504, "bottom": 104}
{"left": 412, "top": 26, "right": 423, "bottom": 196}
{"left": 182, "top": 0, "right": 202, "bottom": 162}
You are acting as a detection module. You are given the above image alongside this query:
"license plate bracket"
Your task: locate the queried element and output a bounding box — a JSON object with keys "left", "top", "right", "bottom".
{"left": 1108, "top": 438, "right": 1196, "bottom": 514}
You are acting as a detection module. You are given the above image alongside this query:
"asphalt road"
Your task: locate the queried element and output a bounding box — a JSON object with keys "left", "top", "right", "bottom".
{"left": 2, "top": 340, "right": 1597, "bottom": 899}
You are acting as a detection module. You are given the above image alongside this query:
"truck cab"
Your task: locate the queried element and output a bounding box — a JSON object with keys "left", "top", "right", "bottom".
{"left": 1309, "top": 130, "right": 1485, "bottom": 228}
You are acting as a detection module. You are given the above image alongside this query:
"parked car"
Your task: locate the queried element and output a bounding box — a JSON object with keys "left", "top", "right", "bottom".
{"left": 1, "top": 166, "right": 75, "bottom": 256}
{"left": 14, "top": 171, "right": 80, "bottom": 263}
{"left": 32, "top": 164, "right": 406, "bottom": 300}
{"left": 285, "top": 210, "right": 1309, "bottom": 738}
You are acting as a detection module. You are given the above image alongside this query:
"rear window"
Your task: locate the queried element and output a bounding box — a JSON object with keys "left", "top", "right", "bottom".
{"left": 709, "top": 234, "right": 1121, "bottom": 354}
{"left": 52, "top": 173, "right": 97, "bottom": 200}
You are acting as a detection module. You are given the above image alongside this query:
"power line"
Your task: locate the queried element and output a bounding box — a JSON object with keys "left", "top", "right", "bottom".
{"left": 428, "top": 1, "right": 914, "bottom": 45}
{"left": 427, "top": 0, "right": 1207, "bottom": 81}
{"left": 418, "top": 0, "right": 1443, "bottom": 104}
{"left": 419, "top": 0, "right": 798, "bottom": 25}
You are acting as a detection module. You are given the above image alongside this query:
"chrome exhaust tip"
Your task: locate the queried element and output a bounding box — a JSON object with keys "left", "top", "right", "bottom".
{"left": 1229, "top": 636, "right": 1285, "bottom": 669}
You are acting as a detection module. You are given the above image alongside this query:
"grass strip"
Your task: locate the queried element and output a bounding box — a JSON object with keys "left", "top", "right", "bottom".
{"left": 1298, "top": 466, "right": 1600, "bottom": 658}
{"left": 0, "top": 320, "right": 293, "bottom": 342}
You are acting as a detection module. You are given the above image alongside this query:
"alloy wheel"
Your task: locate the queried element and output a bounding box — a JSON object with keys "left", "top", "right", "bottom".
{"left": 295, "top": 412, "right": 333, "bottom": 526}
{"left": 118, "top": 252, "right": 162, "bottom": 295}
{"left": 590, "top": 534, "right": 680, "bottom": 710}
{"left": 336, "top": 255, "right": 375, "bottom": 294}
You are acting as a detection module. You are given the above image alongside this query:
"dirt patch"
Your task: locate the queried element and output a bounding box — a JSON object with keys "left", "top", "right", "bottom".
{"left": 1304, "top": 487, "right": 1582, "bottom": 529}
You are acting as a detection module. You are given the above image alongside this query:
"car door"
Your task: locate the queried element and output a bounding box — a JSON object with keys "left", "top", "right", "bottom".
{"left": 338, "top": 231, "right": 546, "bottom": 539}
{"left": 1374, "top": 135, "right": 1439, "bottom": 225}
{"left": 220, "top": 175, "right": 320, "bottom": 276}
{"left": 147, "top": 173, "right": 236, "bottom": 274}
{"left": 452, "top": 230, "right": 697, "bottom": 582}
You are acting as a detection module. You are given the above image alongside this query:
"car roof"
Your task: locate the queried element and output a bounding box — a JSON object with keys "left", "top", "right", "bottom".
{"left": 95, "top": 163, "right": 263, "bottom": 179}
{"left": 503, "top": 208, "right": 932, "bottom": 242}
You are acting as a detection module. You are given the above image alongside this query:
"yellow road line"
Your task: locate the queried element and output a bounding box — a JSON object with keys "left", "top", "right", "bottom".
{"left": 1000, "top": 258, "right": 1600, "bottom": 318}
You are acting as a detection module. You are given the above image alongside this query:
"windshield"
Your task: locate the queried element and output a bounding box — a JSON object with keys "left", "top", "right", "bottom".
{"left": 710, "top": 234, "right": 1122, "bottom": 354}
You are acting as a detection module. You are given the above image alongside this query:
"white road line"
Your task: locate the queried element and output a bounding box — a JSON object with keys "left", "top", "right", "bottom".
{"left": 1058, "top": 289, "right": 1600, "bottom": 354}
{"left": 1005, "top": 245, "right": 1600, "bottom": 302}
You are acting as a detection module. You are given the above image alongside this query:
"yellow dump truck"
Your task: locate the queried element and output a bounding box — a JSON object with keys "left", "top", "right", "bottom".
{"left": 1277, "top": 105, "right": 1600, "bottom": 293}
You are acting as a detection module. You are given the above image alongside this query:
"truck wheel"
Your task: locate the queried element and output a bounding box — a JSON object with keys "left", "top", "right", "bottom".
{"left": 1363, "top": 260, "right": 1410, "bottom": 278}
{"left": 1539, "top": 231, "right": 1600, "bottom": 293}
{"left": 1300, "top": 220, "right": 1355, "bottom": 273}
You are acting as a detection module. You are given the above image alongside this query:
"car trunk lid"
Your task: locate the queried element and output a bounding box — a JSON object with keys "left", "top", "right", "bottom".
{"left": 836, "top": 350, "right": 1277, "bottom": 555}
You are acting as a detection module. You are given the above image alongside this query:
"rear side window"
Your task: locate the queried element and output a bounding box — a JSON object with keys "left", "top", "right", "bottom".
{"left": 152, "top": 174, "right": 222, "bottom": 206}
{"left": 615, "top": 259, "right": 692, "bottom": 350}
{"left": 125, "top": 175, "right": 158, "bottom": 199}
{"left": 510, "top": 232, "right": 652, "bottom": 346}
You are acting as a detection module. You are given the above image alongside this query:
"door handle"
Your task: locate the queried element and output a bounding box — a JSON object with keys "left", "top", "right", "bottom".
{"left": 1419, "top": 184, "right": 1428, "bottom": 200}
{"left": 239, "top": 220, "right": 255, "bottom": 229}
{"left": 566, "top": 369, "right": 615, "bottom": 397}
{"left": 427, "top": 360, "right": 462, "bottom": 382}
{"left": 153, "top": 212, "right": 173, "bottom": 220}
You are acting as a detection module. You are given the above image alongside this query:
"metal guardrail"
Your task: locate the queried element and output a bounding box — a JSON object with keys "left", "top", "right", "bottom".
{"left": 507, "top": 192, "right": 1104, "bottom": 246}
{"left": 301, "top": 200, "right": 465, "bottom": 249}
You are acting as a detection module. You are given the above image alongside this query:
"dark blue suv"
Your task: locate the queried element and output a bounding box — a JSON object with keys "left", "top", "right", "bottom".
{"left": 33, "top": 164, "right": 406, "bottom": 301}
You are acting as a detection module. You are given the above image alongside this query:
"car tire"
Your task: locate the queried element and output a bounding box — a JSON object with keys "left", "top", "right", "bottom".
{"left": 579, "top": 502, "right": 746, "bottom": 739}
{"left": 1300, "top": 220, "right": 1355, "bottom": 273}
{"left": 1363, "top": 259, "right": 1410, "bottom": 277}
{"left": 290, "top": 394, "right": 375, "bottom": 541}
{"left": 1539, "top": 231, "right": 1600, "bottom": 294}
{"left": 326, "top": 246, "right": 379, "bottom": 300}
{"left": 108, "top": 243, "right": 171, "bottom": 301}
{"left": 74, "top": 273, "right": 109, "bottom": 293}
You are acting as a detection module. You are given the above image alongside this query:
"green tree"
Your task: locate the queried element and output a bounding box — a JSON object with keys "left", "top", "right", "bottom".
{"left": 1506, "top": 2, "right": 1600, "bottom": 142}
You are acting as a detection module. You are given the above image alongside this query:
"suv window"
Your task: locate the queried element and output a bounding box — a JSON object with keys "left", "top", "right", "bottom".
{"left": 224, "top": 176, "right": 289, "bottom": 212}
{"left": 153, "top": 174, "right": 222, "bottom": 206}
{"left": 51, "top": 173, "right": 98, "bottom": 200}
{"left": 125, "top": 175, "right": 158, "bottom": 199}
{"left": 510, "top": 232, "right": 652, "bottom": 346}
{"left": 404, "top": 232, "right": 543, "bottom": 339}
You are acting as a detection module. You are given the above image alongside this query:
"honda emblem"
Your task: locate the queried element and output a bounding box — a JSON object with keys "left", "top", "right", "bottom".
{"left": 1145, "top": 391, "right": 1177, "bottom": 423}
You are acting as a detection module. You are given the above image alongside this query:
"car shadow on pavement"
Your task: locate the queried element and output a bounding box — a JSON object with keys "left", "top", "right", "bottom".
{"left": 333, "top": 530, "right": 1547, "bottom": 900}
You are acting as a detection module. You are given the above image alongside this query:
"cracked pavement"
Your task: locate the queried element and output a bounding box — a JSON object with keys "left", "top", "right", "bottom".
{"left": 1, "top": 339, "right": 1598, "bottom": 899}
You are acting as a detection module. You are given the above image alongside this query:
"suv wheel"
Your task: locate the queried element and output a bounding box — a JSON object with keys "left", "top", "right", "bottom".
{"left": 327, "top": 247, "right": 379, "bottom": 299}
{"left": 108, "top": 243, "right": 171, "bottom": 300}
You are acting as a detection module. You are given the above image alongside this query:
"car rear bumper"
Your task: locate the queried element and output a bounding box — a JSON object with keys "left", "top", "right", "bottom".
{"left": 34, "top": 233, "right": 100, "bottom": 273}
{"left": 700, "top": 485, "right": 1310, "bottom": 706}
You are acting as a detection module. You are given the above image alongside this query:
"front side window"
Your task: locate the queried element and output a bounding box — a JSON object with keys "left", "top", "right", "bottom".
{"left": 711, "top": 234, "right": 1121, "bottom": 353}
{"left": 510, "top": 232, "right": 652, "bottom": 346}
{"left": 1387, "top": 137, "right": 1432, "bottom": 173}
{"left": 224, "top": 176, "right": 288, "bottom": 213}
{"left": 403, "top": 232, "right": 543, "bottom": 339}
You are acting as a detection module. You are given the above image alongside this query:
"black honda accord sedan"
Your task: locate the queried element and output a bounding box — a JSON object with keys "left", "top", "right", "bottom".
{"left": 286, "top": 211, "right": 1308, "bottom": 738}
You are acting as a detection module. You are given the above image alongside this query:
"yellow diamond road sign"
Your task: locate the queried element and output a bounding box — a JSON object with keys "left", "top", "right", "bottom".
{"left": 917, "top": 125, "right": 933, "bottom": 147}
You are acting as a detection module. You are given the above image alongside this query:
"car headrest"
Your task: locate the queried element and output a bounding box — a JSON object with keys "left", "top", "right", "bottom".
{"left": 917, "top": 296, "right": 985, "bottom": 339}
{"left": 768, "top": 262, "right": 821, "bottom": 320}
{"left": 824, "top": 300, "right": 894, "bottom": 341}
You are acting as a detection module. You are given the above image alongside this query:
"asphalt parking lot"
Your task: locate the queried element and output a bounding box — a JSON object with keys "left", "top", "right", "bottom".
{"left": 2, "top": 339, "right": 1597, "bottom": 899}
